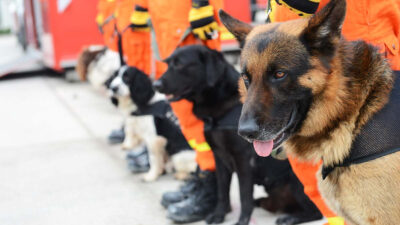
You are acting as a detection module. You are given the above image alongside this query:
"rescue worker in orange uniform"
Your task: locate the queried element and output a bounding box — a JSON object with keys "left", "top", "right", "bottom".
{"left": 130, "top": 0, "right": 222, "bottom": 223}
{"left": 269, "top": 1, "right": 400, "bottom": 225}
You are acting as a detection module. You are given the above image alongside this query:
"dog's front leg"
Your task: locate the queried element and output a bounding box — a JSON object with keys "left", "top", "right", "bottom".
{"left": 141, "top": 135, "right": 167, "bottom": 182}
{"left": 234, "top": 156, "right": 254, "bottom": 225}
{"left": 122, "top": 116, "right": 142, "bottom": 150}
{"left": 205, "top": 155, "right": 232, "bottom": 224}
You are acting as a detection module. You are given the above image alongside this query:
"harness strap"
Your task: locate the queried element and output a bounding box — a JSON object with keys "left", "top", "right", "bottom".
{"left": 322, "top": 147, "right": 400, "bottom": 179}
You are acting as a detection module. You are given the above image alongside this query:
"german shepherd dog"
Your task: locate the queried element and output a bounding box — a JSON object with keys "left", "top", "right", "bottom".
{"left": 220, "top": 0, "right": 400, "bottom": 224}
{"left": 153, "top": 45, "right": 323, "bottom": 225}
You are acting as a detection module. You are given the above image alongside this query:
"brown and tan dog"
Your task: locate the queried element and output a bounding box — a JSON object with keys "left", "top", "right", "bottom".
{"left": 219, "top": 0, "right": 400, "bottom": 224}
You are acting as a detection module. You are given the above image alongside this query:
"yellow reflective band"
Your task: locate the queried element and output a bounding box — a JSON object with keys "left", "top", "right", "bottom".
{"left": 327, "top": 217, "right": 345, "bottom": 225}
{"left": 188, "top": 140, "right": 197, "bottom": 149}
{"left": 130, "top": 11, "right": 150, "bottom": 26}
{"left": 309, "top": 0, "right": 321, "bottom": 3}
{"left": 196, "top": 142, "right": 211, "bottom": 152}
{"left": 189, "top": 5, "right": 214, "bottom": 22}
{"left": 96, "top": 13, "right": 104, "bottom": 25}
{"left": 188, "top": 139, "right": 211, "bottom": 152}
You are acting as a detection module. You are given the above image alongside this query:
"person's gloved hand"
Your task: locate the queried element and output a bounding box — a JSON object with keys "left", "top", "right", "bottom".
{"left": 129, "top": 5, "right": 150, "bottom": 32}
{"left": 189, "top": 0, "right": 219, "bottom": 40}
{"left": 275, "top": 0, "right": 320, "bottom": 17}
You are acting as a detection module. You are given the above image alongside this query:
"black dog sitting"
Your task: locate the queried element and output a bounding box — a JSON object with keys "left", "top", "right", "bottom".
{"left": 153, "top": 45, "right": 322, "bottom": 225}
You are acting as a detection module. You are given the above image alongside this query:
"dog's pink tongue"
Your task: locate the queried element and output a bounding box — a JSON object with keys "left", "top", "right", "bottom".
{"left": 253, "top": 140, "right": 274, "bottom": 157}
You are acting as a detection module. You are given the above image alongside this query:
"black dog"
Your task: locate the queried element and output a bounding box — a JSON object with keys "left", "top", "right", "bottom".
{"left": 153, "top": 45, "right": 322, "bottom": 225}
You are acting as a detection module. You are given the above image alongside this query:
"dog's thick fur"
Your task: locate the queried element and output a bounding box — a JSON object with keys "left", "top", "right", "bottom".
{"left": 220, "top": 0, "right": 400, "bottom": 224}
{"left": 76, "top": 46, "right": 120, "bottom": 92}
{"left": 154, "top": 45, "right": 322, "bottom": 225}
{"left": 106, "top": 66, "right": 195, "bottom": 181}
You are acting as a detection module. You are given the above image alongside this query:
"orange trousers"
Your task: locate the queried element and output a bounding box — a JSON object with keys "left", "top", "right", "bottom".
{"left": 114, "top": 0, "right": 152, "bottom": 74}
{"left": 135, "top": 0, "right": 223, "bottom": 171}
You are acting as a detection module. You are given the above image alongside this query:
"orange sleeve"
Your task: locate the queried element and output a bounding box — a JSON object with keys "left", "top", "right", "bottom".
{"left": 287, "top": 156, "right": 337, "bottom": 218}
{"left": 135, "top": 0, "right": 148, "bottom": 8}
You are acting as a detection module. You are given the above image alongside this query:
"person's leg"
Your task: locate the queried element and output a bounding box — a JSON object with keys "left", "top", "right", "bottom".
{"left": 287, "top": 155, "right": 345, "bottom": 225}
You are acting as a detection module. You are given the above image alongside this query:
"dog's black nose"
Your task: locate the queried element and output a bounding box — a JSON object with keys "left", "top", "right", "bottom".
{"left": 238, "top": 117, "right": 260, "bottom": 140}
{"left": 111, "top": 86, "right": 118, "bottom": 93}
{"left": 153, "top": 80, "right": 164, "bottom": 92}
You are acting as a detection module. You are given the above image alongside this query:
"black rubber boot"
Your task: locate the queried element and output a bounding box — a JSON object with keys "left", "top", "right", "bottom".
{"left": 126, "top": 145, "right": 150, "bottom": 173}
{"left": 108, "top": 126, "right": 125, "bottom": 144}
{"left": 166, "top": 170, "right": 218, "bottom": 223}
{"left": 161, "top": 168, "right": 201, "bottom": 208}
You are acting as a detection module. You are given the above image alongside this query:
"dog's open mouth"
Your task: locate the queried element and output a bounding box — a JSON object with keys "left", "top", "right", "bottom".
{"left": 252, "top": 108, "right": 297, "bottom": 157}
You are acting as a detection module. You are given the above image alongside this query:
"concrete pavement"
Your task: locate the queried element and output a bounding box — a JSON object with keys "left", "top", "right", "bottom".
{"left": 0, "top": 75, "right": 326, "bottom": 225}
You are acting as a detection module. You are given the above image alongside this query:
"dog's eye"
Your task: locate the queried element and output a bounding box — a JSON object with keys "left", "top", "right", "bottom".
{"left": 273, "top": 71, "right": 287, "bottom": 80}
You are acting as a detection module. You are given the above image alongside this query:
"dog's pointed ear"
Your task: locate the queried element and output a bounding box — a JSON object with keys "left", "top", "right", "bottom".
{"left": 203, "top": 48, "right": 225, "bottom": 87}
{"left": 301, "top": 0, "right": 346, "bottom": 59}
{"left": 219, "top": 10, "right": 253, "bottom": 47}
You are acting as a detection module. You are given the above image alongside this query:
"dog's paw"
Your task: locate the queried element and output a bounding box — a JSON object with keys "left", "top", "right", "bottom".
{"left": 141, "top": 173, "right": 159, "bottom": 182}
{"left": 205, "top": 212, "right": 225, "bottom": 224}
{"left": 173, "top": 172, "right": 189, "bottom": 180}
{"left": 121, "top": 140, "right": 140, "bottom": 150}
{"left": 121, "top": 141, "right": 134, "bottom": 150}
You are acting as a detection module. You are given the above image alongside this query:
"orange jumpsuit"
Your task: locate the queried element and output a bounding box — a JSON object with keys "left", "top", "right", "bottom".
{"left": 272, "top": 0, "right": 400, "bottom": 224}
{"left": 134, "top": 0, "right": 223, "bottom": 171}
{"left": 114, "top": 0, "right": 152, "bottom": 74}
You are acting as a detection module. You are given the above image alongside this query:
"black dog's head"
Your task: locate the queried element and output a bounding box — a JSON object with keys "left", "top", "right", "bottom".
{"left": 108, "top": 66, "right": 155, "bottom": 106}
{"left": 153, "top": 45, "right": 228, "bottom": 102}
{"left": 220, "top": 0, "right": 346, "bottom": 156}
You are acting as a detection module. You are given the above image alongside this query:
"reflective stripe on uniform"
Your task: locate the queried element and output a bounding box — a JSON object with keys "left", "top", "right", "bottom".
{"left": 188, "top": 139, "right": 211, "bottom": 152}
{"left": 327, "top": 217, "right": 345, "bottom": 225}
